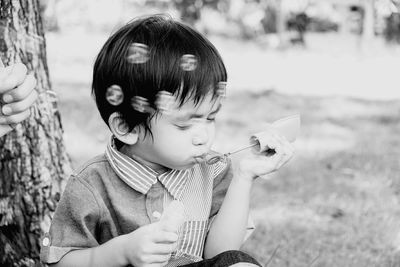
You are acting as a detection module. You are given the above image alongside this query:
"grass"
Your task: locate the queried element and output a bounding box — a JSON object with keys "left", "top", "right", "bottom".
{"left": 234, "top": 92, "right": 400, "bottom": 266}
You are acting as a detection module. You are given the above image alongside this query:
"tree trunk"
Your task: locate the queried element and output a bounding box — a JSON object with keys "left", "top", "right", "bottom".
{"left": 0, "top": 0, "right": 71, "bottom": 266}
{"left": 362, "top": 0, "right": 375, "bottom": 41}
{"left": 276, "top": 0, "right": 285, "bottom": 48}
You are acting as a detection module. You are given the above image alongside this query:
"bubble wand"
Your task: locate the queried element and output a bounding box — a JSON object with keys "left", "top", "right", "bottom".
{"left": 205, "top": 114, "right": 301, "bottom": 164}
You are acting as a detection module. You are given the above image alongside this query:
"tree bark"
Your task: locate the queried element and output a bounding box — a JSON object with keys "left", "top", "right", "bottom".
{"left": 0, "top": 0, "right": 70, "bottom": 266}
{"left": 276, "top": 0, "right": 286, "bottom": 48}
{"left": 362, "top": 0, "right": 375, "bottom": 41}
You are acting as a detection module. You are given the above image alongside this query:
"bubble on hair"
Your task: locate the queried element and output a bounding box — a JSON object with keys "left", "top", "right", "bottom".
{"left": 131, "top": 96, "right": 153, "bottom": 113}
{"left": 180, "top": 54, "right": 198, "bottom": 71}
{"left": 106, "top": 85, "right": 124, "bottom": 106}
{"left": 127, "top": 43, "right": 150, "bottom": 64}
{"left": 216, "top": 81, "right": 227, "bottom": 97}
{"left": 155, "top": 91, "right": 174, "bottom": 114}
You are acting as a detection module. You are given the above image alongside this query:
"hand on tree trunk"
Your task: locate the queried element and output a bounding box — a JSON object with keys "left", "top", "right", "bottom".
{"left": 0, "top": 62, "right": 38, "bottom": 137}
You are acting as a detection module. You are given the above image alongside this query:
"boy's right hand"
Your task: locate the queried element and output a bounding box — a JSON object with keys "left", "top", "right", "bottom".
{"left": 121, "top": 201, "right": 185, "bottom": 267}
{"left": 121, "top": 222, "right": 179, "bottom": 267}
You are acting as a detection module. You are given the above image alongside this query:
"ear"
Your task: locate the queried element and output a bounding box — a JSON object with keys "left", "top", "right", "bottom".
{"left": 108, "top": 112, "right": 138, "bottom": 145}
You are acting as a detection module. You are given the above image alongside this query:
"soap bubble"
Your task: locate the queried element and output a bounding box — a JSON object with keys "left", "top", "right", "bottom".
{"left": 127, "top": 43, "right": 150, "bottom": 64}
{"left": 155, "top": 91, "right": 174, "bottom": 114}
{"left": 216, "top": 81, "right": 227, "bottom": 97}
{"left": 180, "top": 54, "right": 197, "bottom": 71}
{"left": 131, "top": 96, "right": 151, "bottom": 113}
{"left": 106, "top": 85, "right": 124, "bottom": 106}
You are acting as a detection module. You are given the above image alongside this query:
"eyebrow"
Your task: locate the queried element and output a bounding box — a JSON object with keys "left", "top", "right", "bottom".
{"left": 176, "top": 103, "right": 222, "bottom": 121}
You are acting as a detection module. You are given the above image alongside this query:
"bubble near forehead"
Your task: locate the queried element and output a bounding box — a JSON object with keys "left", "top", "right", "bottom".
{"left": 180, "top": 54, "right": 198, "bottom": 71}
{"left": 131, "top": 96, "right": 151, "bottom": 113}
{"left": 127, "top": 43, "right": 150, "bottom": 64}
{"left": 106, "top": 85, "right": 124, "bottom": 106}
{"left": 216, "top": 82, "right": 227, "bottom": 97}
{"left": 155, "top": 91, "right": 174, "bottom": 114}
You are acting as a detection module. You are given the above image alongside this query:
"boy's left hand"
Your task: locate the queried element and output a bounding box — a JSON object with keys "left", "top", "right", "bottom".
{"left": 237, "top": 128, "right": 295, "bottom": 181}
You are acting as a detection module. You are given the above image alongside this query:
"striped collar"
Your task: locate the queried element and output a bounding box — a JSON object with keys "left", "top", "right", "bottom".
{"left": 105, "top": 136, "right": 189, "bottom": 200}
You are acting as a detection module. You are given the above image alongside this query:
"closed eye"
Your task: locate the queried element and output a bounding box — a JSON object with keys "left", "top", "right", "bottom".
{"left": 207, "top": 117, "right": 216, "bottom": 122}
{"left": 175, "top": 124, "right": 191, "bottom": 130}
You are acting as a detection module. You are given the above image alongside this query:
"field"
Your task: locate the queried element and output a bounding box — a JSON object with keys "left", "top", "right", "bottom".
{"left": 47, "top": 31, "right": 400, "bottom": 266}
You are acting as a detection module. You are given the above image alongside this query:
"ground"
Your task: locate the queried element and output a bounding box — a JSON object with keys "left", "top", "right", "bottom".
{"left": 47, "top": 30, "right": 400, "bottom": 266}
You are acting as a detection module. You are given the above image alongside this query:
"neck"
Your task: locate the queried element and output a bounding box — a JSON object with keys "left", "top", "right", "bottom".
{"left": 119, "top": 145, "right": 169, "bottom": 174}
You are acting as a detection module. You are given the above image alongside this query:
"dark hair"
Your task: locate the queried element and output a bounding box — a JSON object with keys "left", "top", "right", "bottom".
{"left": 92, "top": 14, "right": 227, "bottom": 138}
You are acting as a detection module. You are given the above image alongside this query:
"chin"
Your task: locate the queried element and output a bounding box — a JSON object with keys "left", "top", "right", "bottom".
{"left": 171, "top": 161, "right": 197, "bottom": 170}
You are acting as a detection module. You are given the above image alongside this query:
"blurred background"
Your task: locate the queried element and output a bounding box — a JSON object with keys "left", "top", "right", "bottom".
{"left": 40, "top": 0, "right": 400, "bottom": 266}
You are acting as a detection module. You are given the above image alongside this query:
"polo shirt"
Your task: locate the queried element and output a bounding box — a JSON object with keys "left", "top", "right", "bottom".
{"left": 40, "top": 136, "right": 254, "bottom": 266}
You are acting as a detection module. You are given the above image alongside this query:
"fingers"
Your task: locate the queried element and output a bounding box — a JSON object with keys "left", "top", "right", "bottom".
{"left": 144, "top": 254, "right": 171, "bottom": 263}
{"left": 137, "top": 239, "right": 175, "bottom": 266}
{"left": 151, "top": 242, "right": 177, "bottom": 255}
{"left": 1, "top": 88, "right": 38, "bottom": 115}
{"left": 0, "top": 65, "right": 37, "bottom": 126}
{"left": 268, "top": 137, "right": 294, "bottom": 171}
{"left": 252, "top": 129, "right": 295, "bottom": 174}
{"left": 0, "top": 63, "right": 28, "bottom": 94}
{"left": 275, "top": 141, "right": 294, "bottom": 169}
{"left": 2, "top": 73, "right": 37, "bottom": 103}
{"left": 0, "top": 109, "right": 31, "bottom": 124}
{"left": 151, "top": 230, "right": 179, "bottom": 244}
{"left": 0, "top": 88, "right": 37, "bottom": 125}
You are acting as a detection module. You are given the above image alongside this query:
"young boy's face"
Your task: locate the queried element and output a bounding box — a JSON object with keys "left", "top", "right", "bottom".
{"left": 131, "top": 93, "right": 221, "bottom": 171}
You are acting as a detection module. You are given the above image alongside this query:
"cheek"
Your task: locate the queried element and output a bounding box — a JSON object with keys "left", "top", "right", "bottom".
{"left": 208, "top": 124, "right": 216, "bottom": 140}
{"left": 153, "top": 127, "right": 189, "bottom": 149}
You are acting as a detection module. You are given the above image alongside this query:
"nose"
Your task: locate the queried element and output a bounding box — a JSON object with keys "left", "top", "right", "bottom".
{"left": 192, "top": 127, "right": 209, "bottom": 146}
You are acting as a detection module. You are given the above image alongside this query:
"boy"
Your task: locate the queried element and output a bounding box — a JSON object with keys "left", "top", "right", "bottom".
{"left": 40, "top": 15, "right": 294, "bottom": 266}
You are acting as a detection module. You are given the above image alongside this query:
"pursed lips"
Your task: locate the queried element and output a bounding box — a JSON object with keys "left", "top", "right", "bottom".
{"left": 193, "top": 153, "right": 208, "bottom": 163}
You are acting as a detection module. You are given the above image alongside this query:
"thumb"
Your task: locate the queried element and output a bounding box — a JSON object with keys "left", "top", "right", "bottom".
{"left": 0, "top": 125, "right": 13, "bottom": 136}
{"left": 160, "top": 200, "right": 185, "bottom": 233}
{"left": 0, "top": 65, "right": 12, "bottom": 87}
{"left": 0, "top": 63, "right": 27, "bottom": 94}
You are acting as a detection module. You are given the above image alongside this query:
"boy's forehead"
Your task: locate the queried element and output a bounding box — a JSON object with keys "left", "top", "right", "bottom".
{"left": 170, "top": 95, "right": 221, "bottom": 118}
